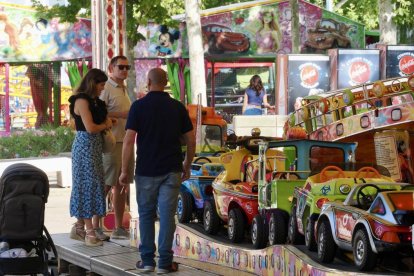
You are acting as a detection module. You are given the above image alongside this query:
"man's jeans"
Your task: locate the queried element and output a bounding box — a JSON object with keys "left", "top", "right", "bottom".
{"left": 135, "top": 172, "right": 181, "bottom": 268}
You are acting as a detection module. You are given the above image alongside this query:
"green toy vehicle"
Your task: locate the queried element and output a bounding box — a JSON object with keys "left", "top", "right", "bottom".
{"left": 251, "top": 139, "right": 357, "bottom": 249}
{"left": 289, "top": 163, "right": 394, "bottom": 251}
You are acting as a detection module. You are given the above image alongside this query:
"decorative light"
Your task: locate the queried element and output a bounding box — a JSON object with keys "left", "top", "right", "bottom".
{"left": 342, "top": 89, "right": 354, "bottom": 105}
{"left": 372, "top": 81, "right": 386, "bottom": 98}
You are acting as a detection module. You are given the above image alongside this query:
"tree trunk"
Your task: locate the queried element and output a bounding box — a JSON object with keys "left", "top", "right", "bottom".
{"left": 290, "top": 0, "right": 300, "bottom": 53}
{"left": 378, "top": 0, "right": 397, "bottom": 44}
{"left": 184, "top": 0, "right": 207, "bottom": 106}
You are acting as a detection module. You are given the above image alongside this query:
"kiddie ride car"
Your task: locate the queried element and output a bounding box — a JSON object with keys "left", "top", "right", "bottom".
{"left": 177, "top": 157, "right": 224, "bottom": 223}
{"left": 252, "top": 139, "right": 358, "bottom": 249}
{"left": 316, "top": 182, "right": 414, "bottom": 271}
{"left": 177, "top": 105, "right": 228, "bottom": 223}
{"left": 289, "top": 164, "right": 394, "bottom": 251}
{"left": 203, "top": 133, "right": 284, "bottom": 243}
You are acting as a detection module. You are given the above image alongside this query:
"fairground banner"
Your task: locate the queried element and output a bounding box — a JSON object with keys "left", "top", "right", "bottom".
{"left": 135, "top": 0, "right": 364, "bottom": 58}
{"left": 0, "top": 3, "right": 91, "bottom": 62}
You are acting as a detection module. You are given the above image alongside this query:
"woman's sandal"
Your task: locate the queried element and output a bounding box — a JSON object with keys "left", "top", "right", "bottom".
{"left": 70, "top": 222, "right": 86, "bottom": 241}
{"left": 85, "top": 229, "right": 103, "bottom": 247}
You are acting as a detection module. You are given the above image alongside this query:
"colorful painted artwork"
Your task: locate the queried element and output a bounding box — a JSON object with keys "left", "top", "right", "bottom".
{"left": 0, "top": 3, "right": 91, "bottom": 62}
{"left": 135, "top": 23, "right": 184, "bottom": 58}
{"left": 130, "top": 219, "right": 349, "bottom": 276}
{"left": 134, "top": 1, "right": 364, "bottom": 58}
{"left": 302, "top": 7, "right": 364, "bottom": 53}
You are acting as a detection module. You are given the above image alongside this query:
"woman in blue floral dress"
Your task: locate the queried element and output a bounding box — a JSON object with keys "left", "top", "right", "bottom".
{"left": 68, "top": 68, "right": 112, "bottom": 246}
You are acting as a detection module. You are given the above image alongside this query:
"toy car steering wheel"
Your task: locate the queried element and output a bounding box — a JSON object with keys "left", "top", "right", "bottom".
{"left": 355, "top": 166, "right": 381, "bottom": 178}
{"left": 320, "top": 165, "right": 346, "bottom": 182}
{"left": 357, "top": 184, "right": 380, "bottom": 210}
{"left": 193, "top": 156, "right": 212, "bottom": 164}
{"left": 273, "top": 172, "right": 300, "bottom": 180}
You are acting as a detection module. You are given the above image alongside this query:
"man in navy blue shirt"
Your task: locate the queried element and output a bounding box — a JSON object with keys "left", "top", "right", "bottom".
{"left": 119, "top": 68, "right": 195, "bottom": 274}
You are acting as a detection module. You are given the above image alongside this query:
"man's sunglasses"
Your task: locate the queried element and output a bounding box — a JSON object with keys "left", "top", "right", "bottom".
{"left": 116, "top": 65, "right": 131, "bottom": 70}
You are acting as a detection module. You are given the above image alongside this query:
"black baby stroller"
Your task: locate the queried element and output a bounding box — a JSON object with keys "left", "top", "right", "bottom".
{"left": 0, "top": 163, "right": 57, "bottom": 275}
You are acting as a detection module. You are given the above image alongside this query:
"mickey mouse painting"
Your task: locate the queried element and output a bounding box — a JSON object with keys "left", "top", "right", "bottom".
{"left": 156, "top": 25, "right": 180, "bottom": 57}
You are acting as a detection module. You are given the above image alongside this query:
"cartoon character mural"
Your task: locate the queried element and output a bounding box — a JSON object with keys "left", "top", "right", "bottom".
{"left": 134, "top": 2, "right": 364, "bottom": 58}
{"left": 202, "top": 23, "right": 250, "bottom": 54}
{"left": 304, "top": 18, "right": 353, "bottom": 53}
{"left": 0, "top": 13, "right": 18, "bottom": 58}
{"left": 156, "top": 25, "right": 180, "bottom": 56}
{"left": 148, "top": 25, "right": 180, "bottom": 57}
{"left": 255, "top": 10, "right": 282, "bottom": 53}
{"left": 0, "top": 4, "right": 92, "bottom": 62}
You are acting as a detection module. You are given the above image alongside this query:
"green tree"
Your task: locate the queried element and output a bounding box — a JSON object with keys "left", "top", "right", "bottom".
{"left": 308, "top": 0, "right": 414, "bottom": 30}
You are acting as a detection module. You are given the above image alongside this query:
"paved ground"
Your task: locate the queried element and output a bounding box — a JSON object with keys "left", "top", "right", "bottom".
{"left": 45, "top": 183, "right": 138, "bottom": 235}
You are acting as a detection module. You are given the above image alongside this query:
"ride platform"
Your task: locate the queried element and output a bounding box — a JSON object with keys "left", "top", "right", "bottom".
{"left": 52, "top": 220, "right": 408, "bottom": 276}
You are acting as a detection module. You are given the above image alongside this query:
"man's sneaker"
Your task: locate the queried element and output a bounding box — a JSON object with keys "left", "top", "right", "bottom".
{"left": 111, "top": 227, "right": 129, "bottom": 240}
{"left": 136, "top": 260, "right": 155, "bottom": 273}
{"left": 157, "top": 262, "right": 179, "bottom": 274}
{"left": 94, "top": 228, "right": 110, "bottom": 241}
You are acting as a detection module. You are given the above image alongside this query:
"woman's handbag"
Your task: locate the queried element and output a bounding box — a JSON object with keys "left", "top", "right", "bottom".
{"left": 102, "top": 130, "right": 116, "bottom": 153}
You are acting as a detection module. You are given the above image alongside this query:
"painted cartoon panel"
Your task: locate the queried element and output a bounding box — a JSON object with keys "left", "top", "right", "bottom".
{"left": 0, "top": 3, "right": 91, "bottom": 62}
{"left": 199, "top": 4, "right": 284, "bottom": 56}
{"left": 135, "top": 23, "right": 184, "bottom": 58}
{"left": 301, "top": 1, "right": 364, "bottom": 53}
{"left": 131, "top": 218, "right": 336, "bottom": 276}
{"left": 134, "top": 1, "right": 364, "bottom": 58}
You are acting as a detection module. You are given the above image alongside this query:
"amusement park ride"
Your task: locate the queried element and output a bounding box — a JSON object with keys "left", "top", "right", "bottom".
{"left": 50, "top": 75, "right": 414, "bottom": 275}
{"left": 170, "top": 74, "right": 414, "bottom": 274}
{"left": 286, "top": 74, "right": 414, "bottom": 183}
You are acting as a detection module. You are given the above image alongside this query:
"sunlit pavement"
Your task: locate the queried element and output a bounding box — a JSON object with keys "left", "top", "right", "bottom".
{"left": 45, "top": 182, "right": 138, "bottom": 235}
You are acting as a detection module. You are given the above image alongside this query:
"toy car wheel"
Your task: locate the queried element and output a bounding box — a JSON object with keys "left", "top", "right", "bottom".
{"left": 251, "top": 214, "right": 267, "bottom": 249}
{"left": 317, "top": 219, "right": 336, "bottom": 263}
{"left": 228, "top": 208, "right": 245, "bottom": 243}
{"left": 305, "top": 217, "right": 317, "bottom": 251}
{"left": 203, "top": 200, "right": 220, "bottom": 235}
{"left": 287, "top": 204, "right": 304, "bottom": 245}
{"left": 268, "top": 211, "right": 287, "bottom": 245}
{"left": 353, "top": 229, "right": 377, "bottom": 271}
{"left": 177, "top": 191, "right": 193, "bottom": 223}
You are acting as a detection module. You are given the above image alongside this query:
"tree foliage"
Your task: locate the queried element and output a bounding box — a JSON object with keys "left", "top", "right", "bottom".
{"left": 308, "top": 0, "right": 414, "bottom": 30}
